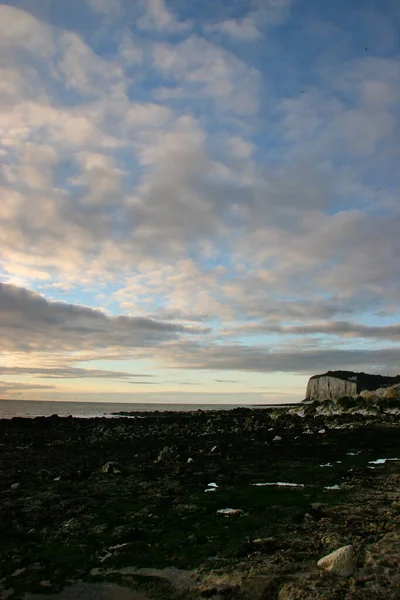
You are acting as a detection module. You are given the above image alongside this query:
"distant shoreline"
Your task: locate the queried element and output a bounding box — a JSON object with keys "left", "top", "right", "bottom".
{"left": 251, "top": 402, "right": 301, "bottom": 407}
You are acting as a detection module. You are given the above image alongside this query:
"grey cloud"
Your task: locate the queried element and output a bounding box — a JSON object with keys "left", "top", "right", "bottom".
{"left": 126, "top": 381, "right": 159, "bottom": 384}
{"left": 167, "top": 344, "right": 400, "bottom": 376}
{"left": 0, "top": 283, "right": 209, "bottom": 354}
{"left": 0, "top": 380, "right": 56, "bottom": 392}
{"left": 264, "top": 321, "right": 400, "bottom": 341}
{"left": 0, "top": 366, "right": 155, "bottom": 380}
{"left": 146, "top": 309, "right": 208, "bottom": 322}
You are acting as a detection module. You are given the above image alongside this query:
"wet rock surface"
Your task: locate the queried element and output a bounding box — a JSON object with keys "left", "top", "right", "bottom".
{"left": 1, "top": 407, "right": 400, "bottom": 598}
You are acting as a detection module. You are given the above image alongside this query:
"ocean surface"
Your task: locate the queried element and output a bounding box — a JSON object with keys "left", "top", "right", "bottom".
{"left": 0, "top": 399, "right": 260, "bottom": 419}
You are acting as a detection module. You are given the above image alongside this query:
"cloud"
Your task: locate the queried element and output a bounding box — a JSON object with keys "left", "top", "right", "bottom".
{"left": 0, "top": 0, "right": 399, "bottom": 399}
{"left": 243, "top": 321, "right": 400, "bottom": 341}
{"left": 153, "top": 36, "right": 260, "bottom": 114}
{"left": 0, "top": 282, "right": 209, "bottom": 355}
{"left": 86, "top": 0, "right": 122, "bottom": 16}
{"left": 207, "top": 17, "right": 261, "bottom": 41}
{"left": 138, "top": 0, "right": 190, "bottom": 33}
{"left": 0, "top": 4, "right": 54, "bottom": 59}
{"left": 204, "top": 0, "right": 293, "bottom": 41}
{"left": 118, "top": 31, "right": 144, "bottom": 65}
{"left": 160, "top": 343, "right": 400, "bottom": 376}
{"left": 70, "top": 151, "right": 124, "bottom": 206}
{"left": 58, "top": 31, "right": 125, "bottom": 96}
{"left": 0, "top": 380, "right": 56, "bottom": 399}
{"left": 0, "top": 366, "right": 155, "bottom": 381}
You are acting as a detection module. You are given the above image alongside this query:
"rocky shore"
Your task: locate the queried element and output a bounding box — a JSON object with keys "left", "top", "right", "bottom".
{"left": 1, "top": 405, "right": 400, "bottom": 599}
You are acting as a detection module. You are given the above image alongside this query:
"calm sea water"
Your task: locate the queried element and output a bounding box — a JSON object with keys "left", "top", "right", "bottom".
{"left": 0, "top": 399, "right": 256, "bottom": 419}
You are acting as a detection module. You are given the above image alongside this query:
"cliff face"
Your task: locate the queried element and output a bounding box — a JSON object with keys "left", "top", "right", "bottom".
{"left": 306, "top": 376, "right": 357, "bottom": 402}
{"left": 305, "top": 371, "right": 400, "bottom": 402}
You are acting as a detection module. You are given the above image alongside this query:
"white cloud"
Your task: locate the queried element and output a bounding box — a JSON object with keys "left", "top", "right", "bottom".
{"left": 207, "top": 17, "right": 261, "bottom": 41}
{"left": 86, "top": 0, "right": 122, "bottom": 16}
{"left": 58, "top": 31, "right": 125, "bottom": 96}
{"left": 118, "top": 31, "right": 144, "bottom": 65}
{"left": 153, "top": 36, "right": 260, "bottom": 114}
{"left": 70, "top": 151, "right": 124, "bottom": 205}
{"left": 228, "top": 136, "right": 253, "bottom": 159}
{"left": 138, "top": 0, "right": 190, "bottom": 33}
{"left": 0, "top": 4, "right": 54, "bottom": 58}
{"left": 205, "top": 0, "right": 293, "bottom": 41}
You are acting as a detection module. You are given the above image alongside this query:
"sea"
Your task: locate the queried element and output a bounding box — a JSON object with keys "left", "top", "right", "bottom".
{"left": 0, "top": 399, "right": 262, "bottom": 420}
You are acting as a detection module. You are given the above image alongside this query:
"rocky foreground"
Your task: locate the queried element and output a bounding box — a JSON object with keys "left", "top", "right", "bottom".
{"left": 1, "top": 405, "right": 400, "bottom": 599}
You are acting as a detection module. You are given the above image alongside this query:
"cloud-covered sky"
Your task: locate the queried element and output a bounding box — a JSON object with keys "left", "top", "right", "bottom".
{"left": 1, "top": 0, "right": 399, "bottom": 404}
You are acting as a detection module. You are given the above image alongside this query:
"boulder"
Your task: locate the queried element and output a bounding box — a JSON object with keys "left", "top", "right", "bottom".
{"left": 317, "top": 544, "right": 354, "bottom": 577}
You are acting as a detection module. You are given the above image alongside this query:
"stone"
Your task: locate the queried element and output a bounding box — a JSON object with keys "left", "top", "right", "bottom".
{"left": 154, "top": 446, "right": 178, "bottom": 463}
{"left": 101, "top": 462, "right": 122, "bottom": 474}
{"left": 11, "top": 568, "right": 26, "bottom": 577}
{"left": 10, "top": 483, "right": 20, "bottom": 490}
{"left": 317, "top": 544, "right": 354, "bottom": 577}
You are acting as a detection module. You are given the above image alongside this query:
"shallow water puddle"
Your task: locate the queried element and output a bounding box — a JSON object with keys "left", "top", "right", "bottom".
{"left": 369, "top": 458, "right": 400, "bottom": 465}
{"left": 24, "top": 583, "right": 150, "bottom": 600}
{"left": 205, "top": 482, "right": 218, "bottom": 492}
{"left": 252, "top": 482, "right": 304, "bottom": 488}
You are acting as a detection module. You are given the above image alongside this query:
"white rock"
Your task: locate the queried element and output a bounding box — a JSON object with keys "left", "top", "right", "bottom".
{"left": 11, "top": 483, "right": 20, "bottom": 490}
{"left": 317, "top": 545, "right": 354, "bottom": 576}
{"left": 187, "top": 458, "right": 194, "bottom": 463}
{"left": 273, "top": 435, "right": 282, "bottom": 441}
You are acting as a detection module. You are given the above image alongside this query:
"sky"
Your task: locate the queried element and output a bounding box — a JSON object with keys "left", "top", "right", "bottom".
{"left": 0, "top": 0, "right": 399, "bottom": 404}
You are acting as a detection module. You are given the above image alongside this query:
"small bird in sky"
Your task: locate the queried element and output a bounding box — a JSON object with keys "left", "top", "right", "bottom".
{"left": 365, "top": 45, "right": 368, "bottom": 51}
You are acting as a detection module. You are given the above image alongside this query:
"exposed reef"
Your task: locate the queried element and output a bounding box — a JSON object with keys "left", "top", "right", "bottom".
{"left": 1, "top": 405, "right": 400, "bottom": 599}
